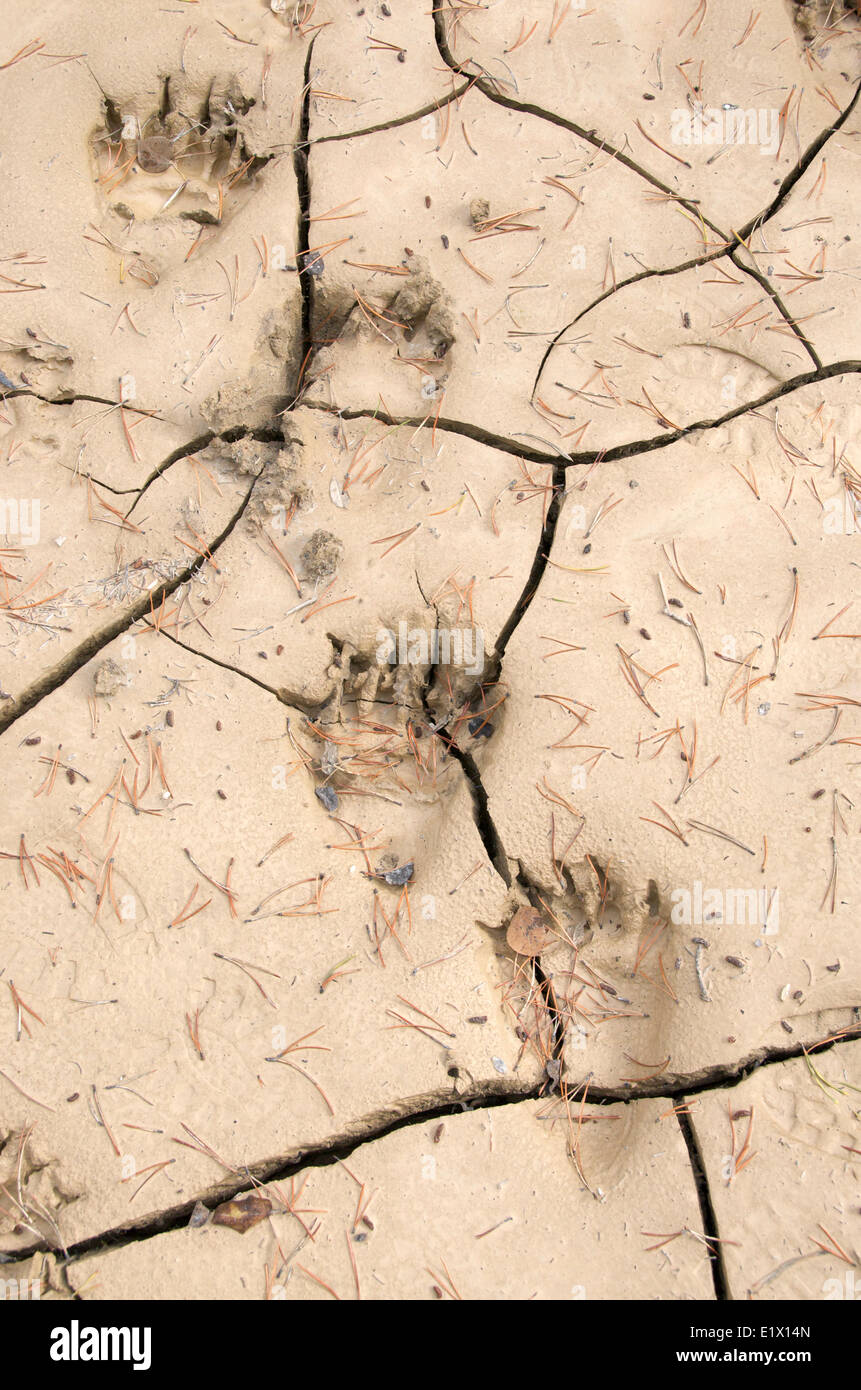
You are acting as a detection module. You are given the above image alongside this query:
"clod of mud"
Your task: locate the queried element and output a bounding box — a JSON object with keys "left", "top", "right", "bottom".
{"left": 326, "top": 252, "right": 457, "bottom": 360}
{"left": 179, "top": 209, "right": 221, "bottom": 226}
{"left": 790, "top": 0, "right": 861, "bottom": 39}
{"left": 93, "top": 659, "right": 130, "bottom": 699}
{"left": 301, "top": 529, "right": 344, "bottom": 580}
{"left": 215, "top": 436, "right": 313, "bottom": 531}
{"left": 389, "top": 253, "right": 456, "bottom": 356}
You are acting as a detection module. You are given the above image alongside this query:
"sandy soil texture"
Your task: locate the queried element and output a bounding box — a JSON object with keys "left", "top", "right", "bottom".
{"left": 0, "top": 0, "right": 859, "bottom": 1304}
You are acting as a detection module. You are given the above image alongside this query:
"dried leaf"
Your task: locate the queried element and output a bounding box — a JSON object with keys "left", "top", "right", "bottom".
{"left": 212, "top": 1193, "right": 272, "bottom": 1234}
{"left": 506, "top": 906, "right": 554, "bottom": 956}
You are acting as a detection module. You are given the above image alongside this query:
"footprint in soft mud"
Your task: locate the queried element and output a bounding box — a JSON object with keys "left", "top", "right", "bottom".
{"left": 90, "top": 73, "right": 272, "bottom": 247}
{"left": 484, "top": 854, "right": 684, "bottom": 1092}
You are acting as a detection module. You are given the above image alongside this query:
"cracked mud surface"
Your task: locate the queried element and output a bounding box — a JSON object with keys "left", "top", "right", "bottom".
{"left": 1, "top": 0, "right": 859, "bottom": 1303}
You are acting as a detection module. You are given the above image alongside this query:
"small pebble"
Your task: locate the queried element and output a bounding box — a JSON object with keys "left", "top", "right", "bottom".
{"left": 468, "top": 716, "right": 494, "bottom": 738}
{"left": 383, "top": 861, "right": 414, "bottom": 886}
{"left": 188, "top": 1202, "right": 210, "bottom": 1229}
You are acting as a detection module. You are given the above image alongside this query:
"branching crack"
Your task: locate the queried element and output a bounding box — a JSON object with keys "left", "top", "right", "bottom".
{"left": 145, "top": 623, "right": 328, "bottom": 717}
{"left": 0, "top": 468, "right": 265, "bottom": 738}
{"left": 126, "top": 425, "right": 286, "bottom": 518}
{"left": 308, "top": 359, "right": 861, "bottom": 469}
{"left": 431, "top": 0, "right": 859, "bottom": 381}
{"left": 306, "top": 81, "right": 472, "bottom": 147}
{"left": 10, "top": 1024, "right": 858, "bottom": 1275}
{"left": 291, "top": 37, "right": 317, "bottom": 401}
{"left": 677, "top": 1105, "right": 731, "bottom": 1300}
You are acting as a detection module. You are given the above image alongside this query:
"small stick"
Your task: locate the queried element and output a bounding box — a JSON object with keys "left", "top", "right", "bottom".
{"left": 267, "top": 1056, "right": 334, "bottom": 1114}
{"left": 169, "top": 885, "right": 212, "bottom": 929}
{"left": 214, "top": 952, "right": 280, "bottom": 1008}
{"left": 0, "top": 1068, "right": 55, "bottom": 1111}
{"left": 184, "top": 848, "right": 238, "bottom": 917}
{"left": 186, "top": 1009, "right": 204, "bottom": 1060}
{"left": 635, "top": 119, "right": 691, "bottom": 168}
{"left": 346, "top": 1230, "right": 361, "bottom": 1300}
{"left": 172, "top": 1123, "right": 238, "bottom": 1173}
{"left": 297, "top": 1265, "right": 341, "bottom": 1299}
{"left": 90, "top": 1085, "right": 121, "bottom": 1156}
{"left": 687, "top": 820, "right": 755, "bottom": 855}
